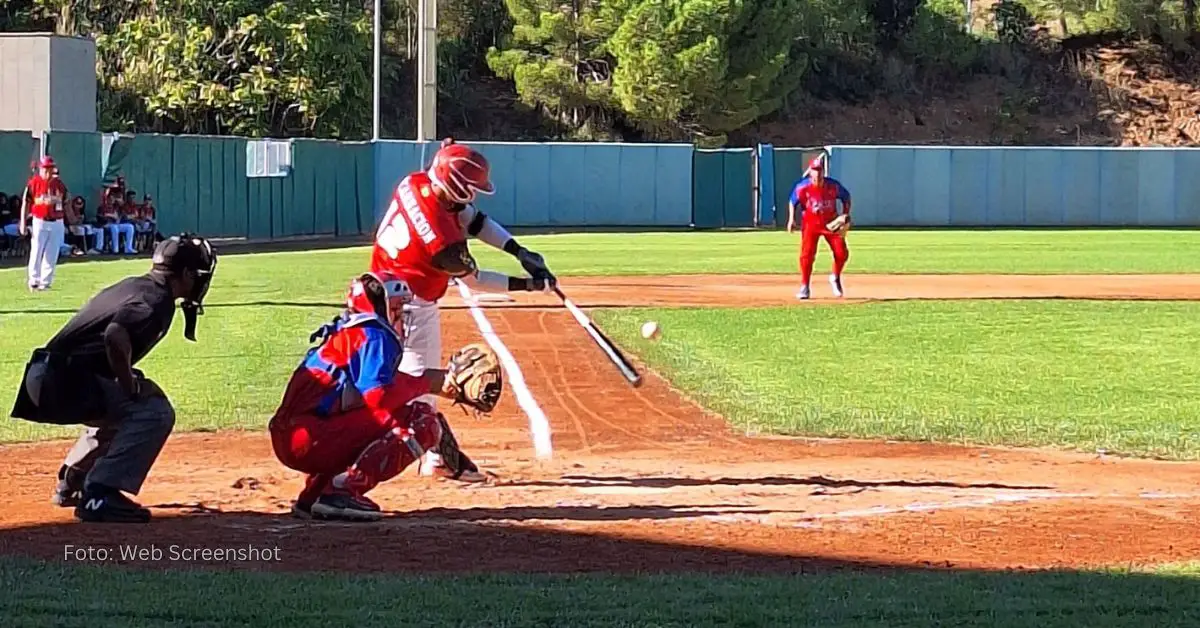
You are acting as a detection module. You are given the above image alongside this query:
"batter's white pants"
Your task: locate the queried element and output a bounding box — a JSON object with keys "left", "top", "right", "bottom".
{"left": 398, "top": 297, "right": 442, "bottom": 405}
{"left": 27, "top": 218, "right": 64, "bottom": 289}
{"left": 398, "top": 297, "right": 444, "bottom": 474}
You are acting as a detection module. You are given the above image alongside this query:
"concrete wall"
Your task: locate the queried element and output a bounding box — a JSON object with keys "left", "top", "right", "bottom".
{"left": 0, "top": 34, "right": 50, "bottom": 136}
{"left": 48, "top": 35, "right": 97, "bottom": 133}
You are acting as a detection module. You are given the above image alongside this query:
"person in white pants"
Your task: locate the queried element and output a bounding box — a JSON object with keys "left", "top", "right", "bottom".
{"left": 97, "top": 195, "right": 138, "bottom": 255}
{"left": 21, "top": 156, "right": 68, "bottom": 291}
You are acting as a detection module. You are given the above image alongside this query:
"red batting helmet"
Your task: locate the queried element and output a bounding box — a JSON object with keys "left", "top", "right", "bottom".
{"left": 346, "top": 271, "right": 412, "bottom": 328}
{"left": 427, "top": 138, "right": 494, "bottom": 204}
{"left": 38, "top": 156, "right": 55, "bottom": 169}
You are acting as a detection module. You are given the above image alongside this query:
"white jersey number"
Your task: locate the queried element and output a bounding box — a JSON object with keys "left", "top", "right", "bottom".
{"left": 376, "top": 198, "right": 411, "bottom": 259}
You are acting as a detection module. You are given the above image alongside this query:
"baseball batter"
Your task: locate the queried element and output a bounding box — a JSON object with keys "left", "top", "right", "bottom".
{"left": 787, "top": 156, "right": 852, "bottom": 299}
{"left": 370, "top": 138, "right": 556, "bottom": 482}
{"left": 268, "top": 271, "right": 503, "bottom": 521}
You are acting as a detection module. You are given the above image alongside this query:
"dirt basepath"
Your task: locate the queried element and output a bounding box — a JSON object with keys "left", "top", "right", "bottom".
{"left": 1, "top": 274, "right": 1198, "bottom": 575}
{"left": 445, "top": 274, "right": 1200, "bottom": 308}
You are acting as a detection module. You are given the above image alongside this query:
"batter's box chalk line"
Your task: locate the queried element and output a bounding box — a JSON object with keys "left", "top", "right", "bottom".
{"left": 454, "top": 279, "right": 554, "bottom": 460}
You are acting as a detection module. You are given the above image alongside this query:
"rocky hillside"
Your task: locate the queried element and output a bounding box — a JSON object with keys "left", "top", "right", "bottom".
{"left": 738, "top": 35, "right": 1200, "bottom": 147}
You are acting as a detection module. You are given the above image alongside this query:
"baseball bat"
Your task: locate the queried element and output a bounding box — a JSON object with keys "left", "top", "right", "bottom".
{"left": 553, "top": 286, "right": 642, "bottom": 388}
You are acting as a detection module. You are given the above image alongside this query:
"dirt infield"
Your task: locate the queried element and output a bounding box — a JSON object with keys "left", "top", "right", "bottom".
{"left": 1, "top": 273, "right": 1199, "bottom": 575}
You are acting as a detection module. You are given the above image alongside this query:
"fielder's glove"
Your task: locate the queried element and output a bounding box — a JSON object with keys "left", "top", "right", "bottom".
{"left": 826, "top": 214, "right": 850, "bottom": 234}
{"left": 433, "top": 412, "right": 481, "bottom": 480}
{"left": 516, "top": 247, "right": 557, "bottom": 288}
{"left": 441, "top": 343, "right": 504, "bottom": 414}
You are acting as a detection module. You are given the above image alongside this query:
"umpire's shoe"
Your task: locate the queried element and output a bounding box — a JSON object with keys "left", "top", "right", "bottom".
{"left": 74, "top": 485, "right": 151, "bottom": 523}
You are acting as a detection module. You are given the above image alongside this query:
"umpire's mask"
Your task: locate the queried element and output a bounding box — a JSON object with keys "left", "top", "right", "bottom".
{"left": 152, "top": 234, "right": 218, "bottom": 342}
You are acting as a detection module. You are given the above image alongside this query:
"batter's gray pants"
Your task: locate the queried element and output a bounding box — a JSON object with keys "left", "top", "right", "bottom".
{"left": 25, "top": 362, "right": 176, "bottom": 495}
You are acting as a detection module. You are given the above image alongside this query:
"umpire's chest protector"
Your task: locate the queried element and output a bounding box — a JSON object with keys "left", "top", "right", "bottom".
{"left": 10, "top": 349, "right": 109, "bottom": 425}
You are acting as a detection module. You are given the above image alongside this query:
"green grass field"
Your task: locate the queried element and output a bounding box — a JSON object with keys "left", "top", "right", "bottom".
{"left": 2, "top": 229, "right": 1199, "bottom": 625}
{"left": 595, "top": 300, "right": 1200, "bottom": 459}
{"left": 1, "top": 558, "right": 1197, "bottom": 627}
{"left": 3, "top": 230, "right": 1198, "bottom": 450}
{"left": 9, "top": 230, "right": 1200, "bottom": 291}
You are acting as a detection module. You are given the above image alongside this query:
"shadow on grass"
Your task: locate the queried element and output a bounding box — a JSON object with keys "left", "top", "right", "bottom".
{"left": 0, "top": 507, "right": 899, "bottom": 576}
{"left": 0, "top": 508, "right": 1196, "bottom": 627}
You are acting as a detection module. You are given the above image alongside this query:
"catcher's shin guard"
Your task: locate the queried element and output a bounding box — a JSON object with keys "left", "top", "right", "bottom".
{"left": 329, "top": 409, "right": 443, "bottom": 498}
{"left": 430, "top": 412, "right": 485, "bottom": 481}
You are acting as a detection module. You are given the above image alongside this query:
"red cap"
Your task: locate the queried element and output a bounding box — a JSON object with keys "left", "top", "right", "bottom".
{"left": 38, "top": 155, "right": 55, "bottom": 168}
{"left": 808, "top": 156, "right": 825, "bottom": 172}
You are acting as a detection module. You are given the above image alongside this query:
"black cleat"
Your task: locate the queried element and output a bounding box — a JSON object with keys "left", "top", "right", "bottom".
{"left": 51, "top": 465, "right": 85, "bottom": 507}
{"left": 51, "top": 485, "right": 82, "bottom": 507}
{"left": 310, "top": 491, "right": 382, "bottom": 522}
{"left": 291, "top": 500, "right": 314, "bottom": 519}
{"left": 74, "top": 486, "right": 151, "bottom": 523}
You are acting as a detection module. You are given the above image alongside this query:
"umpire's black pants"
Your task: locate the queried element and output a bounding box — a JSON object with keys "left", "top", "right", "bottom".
{"left": 25, "top": 362, "right": 176, "bottom": 495}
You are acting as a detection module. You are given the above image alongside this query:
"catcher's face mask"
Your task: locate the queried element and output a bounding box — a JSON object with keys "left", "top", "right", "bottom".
{"left": 153, "top": 234, "right": 218, "bottom": 342}
{"left": 346, "top": 272, "right": 412, "bottom": 331}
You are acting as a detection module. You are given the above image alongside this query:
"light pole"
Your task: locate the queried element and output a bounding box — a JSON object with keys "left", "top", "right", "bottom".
{"left": 372, "top": 0, "right": 381, "bottom": 140}
{"left": 416, "top": 0, "right": 437, "bottom": 141}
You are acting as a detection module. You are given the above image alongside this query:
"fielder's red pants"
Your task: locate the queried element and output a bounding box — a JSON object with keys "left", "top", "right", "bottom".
{"left": 799, "top": 220, "right": 849, "bottom": 287}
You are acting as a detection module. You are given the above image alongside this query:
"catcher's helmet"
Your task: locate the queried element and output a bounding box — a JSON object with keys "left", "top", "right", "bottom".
{"left": 346, "top": 271, "right": 412, "bottom": 328}
{"left": 427, "top": 138, "right": 494, "bottom": 204}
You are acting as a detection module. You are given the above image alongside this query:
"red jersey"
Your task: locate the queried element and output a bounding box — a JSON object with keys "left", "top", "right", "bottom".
{"left": 790, "top": 176, "right": 851, "bottom": 226}
{"left": 369, "top": 172, "right": 466, "bottom": 303}
{"left": 25, "top": 175, "right": 67, "bottom": 220}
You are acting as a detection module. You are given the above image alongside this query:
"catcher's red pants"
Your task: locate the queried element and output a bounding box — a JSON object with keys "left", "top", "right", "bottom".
{"left": 269, "top": 403, "right": 442, "bottom": 500}
{"left": 799, "top": 221, "right": 848, "bottom": 286}
{"left": 270, "top": 406, "right": 400, "bottom": 475}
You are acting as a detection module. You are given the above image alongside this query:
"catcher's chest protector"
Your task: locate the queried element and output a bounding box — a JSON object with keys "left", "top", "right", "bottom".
{"left": 306, "top": 313, "right": 405, "bottom": 383}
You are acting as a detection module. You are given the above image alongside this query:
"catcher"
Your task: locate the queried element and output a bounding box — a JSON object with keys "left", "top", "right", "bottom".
{"left": 267, "top": 271, "right": 502, "bottom": 521}
{"left": 786, "top": 155, "right": 853, "bottom": 299}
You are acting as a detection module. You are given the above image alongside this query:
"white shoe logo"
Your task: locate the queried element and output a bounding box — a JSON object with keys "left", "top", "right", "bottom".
{"left": 84, "top": 498, "right": 105, "bottom": 510}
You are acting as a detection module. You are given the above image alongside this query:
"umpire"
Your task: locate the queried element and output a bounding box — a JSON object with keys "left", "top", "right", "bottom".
{"left": 10, "top": 234, "right": 218, "bottom": 523}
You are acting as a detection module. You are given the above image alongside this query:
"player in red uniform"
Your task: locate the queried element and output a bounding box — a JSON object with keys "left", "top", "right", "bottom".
{"left": 268, "top": 271, "right": 502, "bottom": 521}
{"left": 787, "top": 155, "right": 852, "bottom": 299}
{"left": 20, "top": 156, "right": 69, "bottom": 290}
{"left": 370, "top": 138, "right": 555, "bottom": 482}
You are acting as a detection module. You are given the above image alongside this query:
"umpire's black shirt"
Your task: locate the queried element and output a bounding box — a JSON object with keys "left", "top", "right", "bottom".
{"left": 45, "top": 274, "right": 176, "bottom": 378}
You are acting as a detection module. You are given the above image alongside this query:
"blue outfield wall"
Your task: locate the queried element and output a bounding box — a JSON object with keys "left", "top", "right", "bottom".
{"left": 27, "top": 132, "right": 1200, "bottom": 236}
{"left": 826, "top": 146, "right": 1200, "bottom": 227}
{"left": 374, "top": 140, "right": 694, "bottom": 227}
{"left": 44, "top": 131, "right": 374, "bottom": 240}
{"left": 692, "top": 148, "right": 754, "bottom": 228}
{"left": 0, "top": 131, "right": 37, "bottom": 197}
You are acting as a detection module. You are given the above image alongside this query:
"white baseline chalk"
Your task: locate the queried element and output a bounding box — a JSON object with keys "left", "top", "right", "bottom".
{"left": 454, "top": 280, "right": 553, "bottom": 459}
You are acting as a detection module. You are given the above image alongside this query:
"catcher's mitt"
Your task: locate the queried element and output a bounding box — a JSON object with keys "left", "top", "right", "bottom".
{"left": 442, "top": 343, "right": 503, "bottom": 414}
{"left": 826, "top": 214, "right": 850, "bottom": 234}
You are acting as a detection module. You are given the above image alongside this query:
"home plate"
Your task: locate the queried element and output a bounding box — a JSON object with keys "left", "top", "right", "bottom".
{"left": 474, "top": 293, "right": 514, "bottom": 303}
